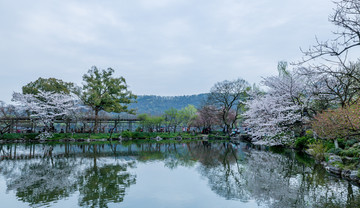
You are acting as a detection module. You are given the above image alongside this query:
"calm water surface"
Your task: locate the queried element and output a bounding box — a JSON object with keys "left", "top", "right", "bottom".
{"left": 0, "top": 141, "right": 359, "bottom": 208}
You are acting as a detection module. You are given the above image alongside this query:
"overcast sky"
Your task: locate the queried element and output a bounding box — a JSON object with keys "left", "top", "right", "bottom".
{"left": 0, "top": 0, "right": 336, "bottom": 103}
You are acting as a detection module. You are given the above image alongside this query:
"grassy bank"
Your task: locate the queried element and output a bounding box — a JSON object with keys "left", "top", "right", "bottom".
{"left": 0, "top": 131, "right": 230, "bottom": 141}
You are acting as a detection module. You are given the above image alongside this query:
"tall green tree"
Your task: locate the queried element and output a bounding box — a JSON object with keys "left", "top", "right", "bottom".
{"left": 81, "top": 66, "right": 136, "bottom": 133}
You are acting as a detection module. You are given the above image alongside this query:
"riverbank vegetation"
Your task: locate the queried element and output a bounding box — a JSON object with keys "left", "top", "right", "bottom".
{"left": 0, "top": 131, "right": 232, "bottom": 142}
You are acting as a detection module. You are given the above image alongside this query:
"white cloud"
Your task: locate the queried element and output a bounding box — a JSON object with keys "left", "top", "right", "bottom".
{"left": 19, "top": 1, "right": 130, "bottom": 45}
{"left": 155, "top": 55, "right": 193, "bottom": 65}
{"left": 0, "top": 0, "right": 347, "bottom": 103}
{"left": 161, "top": 19, "right": 193, "bottom": 38}
{"left": 138, "top": 0, "right": 183, "bottom": 10}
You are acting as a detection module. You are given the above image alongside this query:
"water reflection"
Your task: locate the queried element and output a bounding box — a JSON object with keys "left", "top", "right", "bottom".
{"left": 0, "top": 144, "right": 136, "bottom": 208}
{"left": 0, "top": 142, "right": 360, "bottom": 208}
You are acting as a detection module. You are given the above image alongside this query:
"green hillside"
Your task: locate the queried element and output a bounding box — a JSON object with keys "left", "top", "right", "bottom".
{"left": 129, "top": 93, "right": 209, "bottom": 115}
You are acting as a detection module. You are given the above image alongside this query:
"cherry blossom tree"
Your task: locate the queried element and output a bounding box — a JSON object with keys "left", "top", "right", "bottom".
{"left": 244, "top": 63, "right": 312, "bottom": 145}
{"left": 0, "top": 101, "right": 19, "bottom": 134}
{"left": 12, "top": 91, "right": 79, "bottom": 139}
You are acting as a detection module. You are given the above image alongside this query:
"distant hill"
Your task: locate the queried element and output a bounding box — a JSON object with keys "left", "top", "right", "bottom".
{"left": 129, "top": 93, "right": 209, "bottom": 115}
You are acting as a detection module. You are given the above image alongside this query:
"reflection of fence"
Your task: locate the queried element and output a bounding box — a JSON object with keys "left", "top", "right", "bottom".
{"left": 0, "top": 117, "right": 140, "bottom": 133}
{"left": 0, "top": 152, "right": 140, "bottom": 161}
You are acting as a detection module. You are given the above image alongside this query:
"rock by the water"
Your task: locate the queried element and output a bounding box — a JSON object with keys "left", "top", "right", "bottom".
{"left": 326, "top": 165, "right": 342, "bottom": 175}
{"left": 118, "top": 136, "right": 130, "bottom": 141}
{"left": 341, "top": 169, "right": 351, "bottom": 178}
{"left": 305, "top": 149, "right": 315, "bottom": 156}
{"left": 155, "top": 136, "right": 163, "bottom": 141}
{"left": 328, "top": 155, "right": 342, "bottom": 164}
{"left": 350, "top": 171, "right": 360, "bottom": 181}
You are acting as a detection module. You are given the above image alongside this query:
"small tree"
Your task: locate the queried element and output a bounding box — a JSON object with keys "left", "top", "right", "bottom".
{"left": 137, "top": 114, "right": 164, "bottom": 132}
{"left": 193, "top": 105, "right": 221, "bottom": 133}
{"left": 163, "top": 108, "right": 181, "bottom": 133}
{"left": 81, "top": 66, "right": 136, "bottom": 133}
{"left": 208, "top": 78, "right": 250, "bottom": 135}
{"left": 0, "top": 101, "right": 18, "bottom": 134}
{"left": 179, "top": 105, "right": 197, "bottom": 131}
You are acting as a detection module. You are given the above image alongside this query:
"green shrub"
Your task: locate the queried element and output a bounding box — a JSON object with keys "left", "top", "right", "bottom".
{"left": 295, "top": 136, "right": 310, "bottom": 150}
{"left": 130, "top": 132, "right": 149, "bottom": 139}
{"left": 131, "top": 132, "right": 140, "bottom": 138}
{"left": 309, "top": 141, "right": 326, "bottom": 161}
{"left": 1, "top": 133, "right": 21, "bottom": 139}
{"left": 294, "top": 136, "right": 316, "bottom": 150}
{"left": 337, "top": 138, "right": 346, "bottom": 149}
{"left": 305, "top": 130, "right": 314, "bottom": 137}
{"left": 0, "top": 133, "right": 39, "bottom": 140}
{"left": 339, "top": 148, "right": 360, "bottom": 157}
{"left": 327, "top": 148, "right": 342, "bottom": 155}
{"left": 121, "top": 131, "right": 132, "bottom": 138}
{"left": 323, "top": 140, "right": 335, "bottom": 151}
{"left": 346, "top": 139, "right": 358, "bottom": 147}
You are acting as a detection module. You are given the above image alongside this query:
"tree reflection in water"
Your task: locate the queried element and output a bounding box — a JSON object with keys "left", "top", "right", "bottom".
{"left": 1, "top": 142, "right": 360, "bottom": 208}
{"left": 0, "top": 144, "right": 136, "bottom": 208}
{"left": 195, "top": 143, "right": 360, "bottom": 208}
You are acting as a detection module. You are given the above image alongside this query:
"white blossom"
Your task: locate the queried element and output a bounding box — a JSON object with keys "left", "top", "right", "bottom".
{"left": 244, "top": 70, "right": 311, "bottom": 145}
{"left": 12, "top": 91, "right": 79, "bottom": 139}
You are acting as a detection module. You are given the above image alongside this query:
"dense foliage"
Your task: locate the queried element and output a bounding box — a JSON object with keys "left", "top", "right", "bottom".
{"left": 22, "top": 77, "right": 79, "bottom": 95}
{"left": 81, "top": 66, "right": 136, "bottom": 133}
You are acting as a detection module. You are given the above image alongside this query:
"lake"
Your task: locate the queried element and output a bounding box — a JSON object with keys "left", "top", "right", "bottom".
{"left": 0, "top": 141, "right": 359, "bottom": 208}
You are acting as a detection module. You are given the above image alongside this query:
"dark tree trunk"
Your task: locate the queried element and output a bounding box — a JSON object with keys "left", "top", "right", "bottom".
{"left": 94, "top": 109, "right": 99, "bottom": 133}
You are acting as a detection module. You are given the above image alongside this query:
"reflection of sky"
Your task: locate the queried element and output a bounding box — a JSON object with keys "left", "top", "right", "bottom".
{"left": 0, "top": 176, "right": 26, "bottom": 208}
{"left": 121, "top": 162, "right": 263, "bottom": 208}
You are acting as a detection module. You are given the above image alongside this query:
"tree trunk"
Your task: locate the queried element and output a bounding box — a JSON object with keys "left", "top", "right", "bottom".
{"left": 66, "top": 121, "right": 70, "bottom": 133}
{"left": 94, "top": 109, "right": 99, "bottom": 133}
{"left": 334, "top": 139, "right": 339, "bottom": 149}
{"left": 108, "top": 120, "right": 118, "bottom": 139}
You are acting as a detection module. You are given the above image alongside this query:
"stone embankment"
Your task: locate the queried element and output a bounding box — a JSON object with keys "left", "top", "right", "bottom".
{"left": 305, "top": 150, "right": 360, "bottom": 184}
